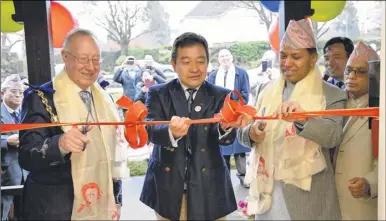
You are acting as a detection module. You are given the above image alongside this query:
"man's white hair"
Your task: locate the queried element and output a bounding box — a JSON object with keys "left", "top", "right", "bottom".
{"left": 62, "top": 28, "right": 99, "bottom": 51}
{"left": 1, "top": 74, "right": 23, "bottom": 92}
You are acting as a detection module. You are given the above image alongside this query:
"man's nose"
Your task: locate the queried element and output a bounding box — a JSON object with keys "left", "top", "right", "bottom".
{"left": 190, "top": 63, "right": 199, "bottom": 72}
{"left": 283, "top": 58, "right": 292, "bottom": 67}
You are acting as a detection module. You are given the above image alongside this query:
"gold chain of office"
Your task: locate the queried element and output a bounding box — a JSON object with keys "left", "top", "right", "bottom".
{"left": 35, "top": 90, "right": 59, "bottom": 123}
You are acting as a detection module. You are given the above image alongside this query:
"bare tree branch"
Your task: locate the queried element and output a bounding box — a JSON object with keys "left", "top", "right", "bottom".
{"left": 236, "top": 1, "right": 273, "bottom": 32}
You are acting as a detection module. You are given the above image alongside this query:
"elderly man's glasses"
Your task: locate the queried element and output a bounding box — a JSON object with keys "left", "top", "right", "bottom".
{"left": 344, "top": 68, "right": 368, "bottom": 77}
{"left": 66, "top": 51, "right": 102, "bottom": 65}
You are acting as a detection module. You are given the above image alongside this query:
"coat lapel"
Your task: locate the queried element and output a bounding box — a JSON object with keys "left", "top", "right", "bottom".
{"left": 169, "top": 81, "right": 189, "bottom": 118}
{"left": 190, "top": 82, "right": 214, "bottom": 120}
{"left": 340, "top": 116, "right": 368, "bottom": 147}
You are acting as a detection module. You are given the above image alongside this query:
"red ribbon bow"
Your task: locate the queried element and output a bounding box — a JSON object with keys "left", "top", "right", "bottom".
{"left": 116, "top": 96, "right": 148, "bottom": 149}
{"left": 214, "top": 90, "right": 256, "bottom": 122}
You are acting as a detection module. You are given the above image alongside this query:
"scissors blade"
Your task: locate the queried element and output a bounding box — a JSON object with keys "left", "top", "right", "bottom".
{"left": 82, "top": 111, "right": 90, "bottom": 151}
{"left": 258, "top": 107, "right": 266, "bottom": 130}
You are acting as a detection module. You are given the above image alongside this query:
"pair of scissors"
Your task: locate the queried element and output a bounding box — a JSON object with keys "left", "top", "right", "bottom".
{"left": 82, "top": 110, "right": 91, "bottom": 151}
{"left": 257, "top": 107, "right": 266, "bottom": 131}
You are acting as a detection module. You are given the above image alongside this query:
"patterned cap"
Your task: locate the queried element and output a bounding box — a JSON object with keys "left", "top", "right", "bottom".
{"left": 280, "top": 18, "right": 316, "bottom": 50}
{"left": 348, "top": 41, "right": 380, "bottom": 63}
{"left": 1, "top": 74, "right": 23, "bottom": 89}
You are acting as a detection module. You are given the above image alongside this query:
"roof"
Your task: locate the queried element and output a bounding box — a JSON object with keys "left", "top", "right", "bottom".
{"left": 184, "top": 1, "right": 236, "bottom": 18}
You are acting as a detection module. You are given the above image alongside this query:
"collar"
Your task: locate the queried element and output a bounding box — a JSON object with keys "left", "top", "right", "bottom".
{"left": 179, "top": 81, "right": 201, "bottom": 92}
{"left": 3, "top": 102, "right": 20, "bottom": 115}
{"left": 348, "top": 93, "right": 369, "bottom": 108}
{"left": 219, "top": 64, "right": 237, "bottom": 75}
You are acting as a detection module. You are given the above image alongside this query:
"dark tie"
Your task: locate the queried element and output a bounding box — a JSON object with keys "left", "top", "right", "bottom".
{"left": 79, "top": 91, "right": 92, "bottom": 113}
{"left": 184, "top": 88, "right": 197, "bottom": 191}
{"left": 224, "top": 71, "right": 228, "bottom": 88}
{"left": 11, "top": 112, "right": 20, "bottom": 123}
{"left": 186, "top": 88, "right": 197, "bottom": 113}
{"left": 336, "top": 81, "right": 344, "bottom": 89}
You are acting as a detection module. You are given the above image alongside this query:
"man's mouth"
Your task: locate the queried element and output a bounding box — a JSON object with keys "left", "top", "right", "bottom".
{"left": 81, "top": 72, "right": 94, "bottom": 78}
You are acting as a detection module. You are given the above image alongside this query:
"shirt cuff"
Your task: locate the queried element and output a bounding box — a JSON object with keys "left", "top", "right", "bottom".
{"left": 59, "top": 145, "right": 69, "bottom": 156}
{"left": 364, "top": 179, "right": 371, "bottom": 197}
{"left": 168, "top": 127, "right": 182, "bottom": 148}
{"left": 218, "top": 124, "right": 233, "bottom": 140}
{"left": 294, "top": 121, "right": 307, "bottom": 132}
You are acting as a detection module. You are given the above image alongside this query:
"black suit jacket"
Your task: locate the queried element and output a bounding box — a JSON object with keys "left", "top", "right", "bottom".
{"left": 18, "top": 81, "right": 122, "bottom": 220}
{"left": 139, "top": 79, "right": 237, "bottom": 220}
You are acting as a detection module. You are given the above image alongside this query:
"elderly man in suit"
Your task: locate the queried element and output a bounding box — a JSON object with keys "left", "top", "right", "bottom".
{"left": 140, "top": 32, "right": 248, "bottom": 220}
{"left": 237, "top": 18, "right": 346, "bottom": 220}
{"left": 334, "top": 41, "right": 379, "bottom": 220}
{"left": 1, "top": 74, "right": 26, "bottom": 220}
{"left": 207, "top": 49, "right": 250, "bottom": 187}
{"left": 19, "top": 28, "right": 124, "bottom": 220}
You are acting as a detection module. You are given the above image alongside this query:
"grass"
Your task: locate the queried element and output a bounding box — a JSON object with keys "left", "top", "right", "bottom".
{"left": 127, "top": 156, "right": 236, "bottom": 177}
{"left": 128, "top": 160, "right": 148, "bottom": 177}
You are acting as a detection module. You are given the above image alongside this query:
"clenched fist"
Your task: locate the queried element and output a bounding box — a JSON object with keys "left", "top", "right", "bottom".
{"left": 59, "top": 126, "right": 93, "bottom": 153}
{"left": 348, "top": 177, "right": 368, "bottom": 198}
{"left": 169, "top": 116, "right": 190, "bottom": 138}
{"left": 249, "top": 121, "right": 267, "bottom": 143}
{"left": 7, "top": 134, "right": 19, "bottom": 147}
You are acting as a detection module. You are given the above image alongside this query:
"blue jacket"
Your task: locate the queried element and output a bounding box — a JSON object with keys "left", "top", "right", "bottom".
{"left": 1, "top": 103, "right": 24, "bottom": 187}
{"left": 207, "top": 65, "right": 251, "bottom": 155}
{"left": 113, "top": 66, "right": 142, "bottom": 100}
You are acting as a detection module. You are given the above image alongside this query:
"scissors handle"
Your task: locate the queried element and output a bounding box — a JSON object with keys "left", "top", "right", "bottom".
{"left": 257, "top": 107, "right": 266, "bottom": 131}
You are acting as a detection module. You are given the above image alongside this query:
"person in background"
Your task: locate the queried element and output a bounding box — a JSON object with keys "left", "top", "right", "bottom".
{"left": 207, "top": 49, "right": 250, "bottom": 188}
{"left": 323, "top": 37, "right": 354, "bottom": 89}
{"left": 134, "top": 70, "right": 157, "bottom": 104}
{"left": 1, "top": 74, "right": 26, "bottom": 221}
{"left": 248, "top": 50, "right": 280, "bottom": 106}
{"left": 143, "top": 54, "right": 167, "bottom": 83}
{"left": 113, "top": 56, "right": 142, "bottom": 107}
{"left": 334, "top": 41, "right": 379, "bottom": 220}
{"left": 237, "top": 19, "right": 346, "bottom": 220}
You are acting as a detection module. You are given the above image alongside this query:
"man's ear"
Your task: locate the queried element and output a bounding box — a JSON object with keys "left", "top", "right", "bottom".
{"left": 61, "top": 50, "right": 68, "bottom": 63}
{"left": 170, "top": 60, "right": 176, "bottom": 72}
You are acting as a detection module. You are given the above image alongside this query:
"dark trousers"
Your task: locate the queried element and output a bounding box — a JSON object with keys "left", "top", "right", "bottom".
{"left": 223, "top": 153, "right": 246, "bottom": 176}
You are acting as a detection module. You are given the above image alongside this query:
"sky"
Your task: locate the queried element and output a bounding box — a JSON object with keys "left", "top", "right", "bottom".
{"left": 7, "top": 1, "right": 382, "bottom": 54}
{"left": 57, "top": 1, "right": 200, "bottom": 43}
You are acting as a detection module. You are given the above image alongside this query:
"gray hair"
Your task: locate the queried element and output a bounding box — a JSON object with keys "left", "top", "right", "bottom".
{"left": 62, "top": 28, "right": 99, "bottom": 51}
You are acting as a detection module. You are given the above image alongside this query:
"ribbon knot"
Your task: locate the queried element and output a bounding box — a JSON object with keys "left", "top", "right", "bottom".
{"left": 214, "top": 90, "right": 256, "bottom": 122}
{"left": 116, "top": 96, "right": 148, "bottom": 149}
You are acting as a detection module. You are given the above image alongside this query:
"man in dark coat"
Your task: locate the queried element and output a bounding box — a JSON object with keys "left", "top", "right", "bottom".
{"left": 139, "top": 32, "right": 248, "bottom": 220}
{"left": 18, "top": 28, "right": 123, "bottom": 220}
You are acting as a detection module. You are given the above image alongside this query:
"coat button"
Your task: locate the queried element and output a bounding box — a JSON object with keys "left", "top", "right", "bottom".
{"left": 201, "top": 168, "right": 206, "bottom": 172}
{"left": 204, "top": 126, "right": 208, "bottom": 131}
{"left": 165, "top": 167, "right": 171, "bottom": 172}
{"left": 200, "top": 148, "right": 206, "bottom": 152}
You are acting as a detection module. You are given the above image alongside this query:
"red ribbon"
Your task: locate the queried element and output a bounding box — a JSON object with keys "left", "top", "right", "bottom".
{"left": 0, "top": 90, "right": 380, "bottom": 151}
{"left": 116, "top": 96, "right": 148, "bottom": 149}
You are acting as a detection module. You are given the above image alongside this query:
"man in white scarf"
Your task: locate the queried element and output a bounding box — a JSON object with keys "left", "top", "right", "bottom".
{"left": 18, "top": 28, "right": 127, "bottom": 220}
{"left": 207, "top": 49, "right": 251, "bottom": 187}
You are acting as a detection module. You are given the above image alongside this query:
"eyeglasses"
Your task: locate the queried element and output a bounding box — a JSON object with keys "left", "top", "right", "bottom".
{"left": 344, "top": 68, "right": 368, "bottom": 77}
{"left": 65, "top": 51, "right": 102, "bottom": 65}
